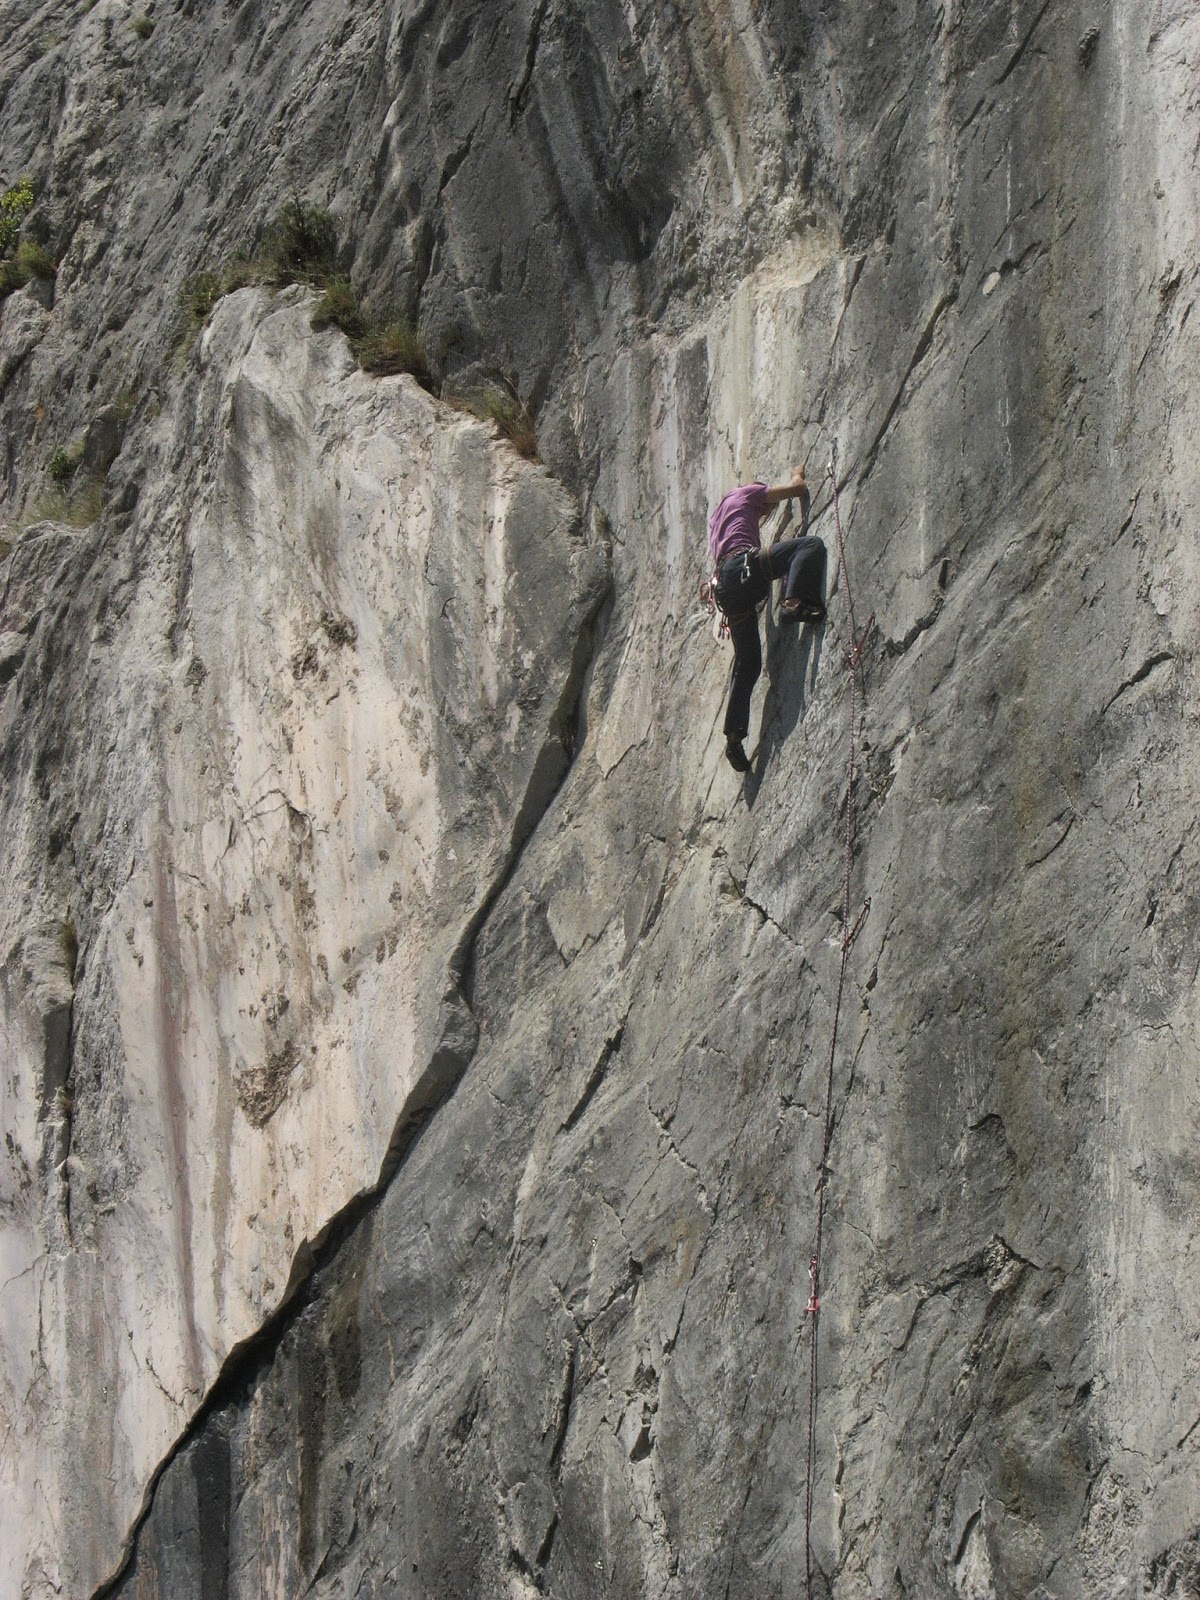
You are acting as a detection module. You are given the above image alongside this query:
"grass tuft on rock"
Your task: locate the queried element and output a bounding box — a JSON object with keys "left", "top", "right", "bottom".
{"left": 447, "top": 385, "right": 539, "bottom": 460}
{"left": 27, "top": 477, "right": 105, "bottom": 528}
{"left": 311, "top": 275, "right": 367, "bottom": 341}
{"left": 312, "top": 277, "right": 431, "bottom": 384}
{"left": 357, "top": 321, "right": 431, "bottom": 383}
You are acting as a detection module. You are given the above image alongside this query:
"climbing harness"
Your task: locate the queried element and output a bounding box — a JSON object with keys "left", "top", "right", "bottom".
{"left": 802, "top": 446, "right": 874, "bottom": 1598}
{"left": 701, "top": 548, "right": 764, "bottom": 638}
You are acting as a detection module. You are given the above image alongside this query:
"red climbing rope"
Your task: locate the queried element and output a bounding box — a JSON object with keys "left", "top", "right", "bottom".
{"left": 803, "top": 448, "right": 874, "bottom": 1597}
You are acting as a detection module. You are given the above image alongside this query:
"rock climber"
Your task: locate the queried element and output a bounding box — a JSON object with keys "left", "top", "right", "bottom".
{"left": 708, "top": 468, "right": 827, "bottom": 772}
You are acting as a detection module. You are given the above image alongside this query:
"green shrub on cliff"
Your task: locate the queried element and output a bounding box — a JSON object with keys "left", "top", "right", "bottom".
{"left": 312, "top": 279, "right": 432, "bottom": 385}
{"left": 177, "top": 199, "right": 338, "bottom": 347}
{"left": 0, "top": 179, "right": 55, "bottom": 301}
{"left": 47, "top": 441, "right": 84, "bottom": 484}
{"left": 0, "top": 178, "right": 34, "bottom": 256}
{"left": 177, "top": 201, "right": 538, "bottom": 456}
{"left": 0, "top": 239, "right": 56, "bottom": 299}
{"left": 181, "top": 202, "right": 434, "bottom": 389}
{"left": 259, "top": 198, "right": 337, "bottom": 285}
{"left": 311, "top": 275, "right": 366, "bottom": 341}
{"left": 15, "top": 238, "right": 54, "bottom": 280}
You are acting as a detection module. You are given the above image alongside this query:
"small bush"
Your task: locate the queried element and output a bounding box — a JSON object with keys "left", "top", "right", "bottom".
{"left": 179, "top": 201, "right": 442, "bottom": 393}
{"left": 0, "top": 177, "right": 34, "bottom": 256}
{"left": 0, "top": 179, "right": 37, "bottom": 298}
{"left": 0, "top": 178, "right": 56, "bottom": 301}
{"left": 176, "top": 201, "right": 336, "bottom": 346}
{"left": 0, "top": 259, "right": 25, "bottom": 297}
{"left": 47, "top": 442, "right": 83, "bottom": 484}
{"left": 258, "top": 197, "right": 337, "bottom": 285}
{"left": 311, "top": 275, "right": 366, "bottom": 341}
{"left": 16, "top": 239, "right": 54, "bottom": 279}
{"left": 0, "top": 241, "right": 55, "bottom": 300}
{"left": 131, "top": 14, "right": 155, "bottom": 38}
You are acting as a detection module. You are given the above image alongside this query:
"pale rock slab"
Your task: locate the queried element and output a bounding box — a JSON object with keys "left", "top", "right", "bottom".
{"left": 0, "top": 288, "right": 606, "bottom": 1598}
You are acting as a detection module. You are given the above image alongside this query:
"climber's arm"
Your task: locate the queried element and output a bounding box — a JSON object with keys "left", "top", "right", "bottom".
{"left": 762, "top": 467, "right": 808, "bottom": 507}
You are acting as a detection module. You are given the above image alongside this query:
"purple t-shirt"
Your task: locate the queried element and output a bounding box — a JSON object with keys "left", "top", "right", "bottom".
{"left": 708, "top": 482, "right": 770, "bottom": 567}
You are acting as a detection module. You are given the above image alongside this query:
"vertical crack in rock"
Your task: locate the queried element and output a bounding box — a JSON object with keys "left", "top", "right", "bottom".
{"left": 994, "top": 0, "right": 1056, "bottom": 87}
{"left": 559, "top": 1023, "right": 625, "bottom": 1133}
{"left": 508, "top": 0, "right": 551, "bottom": 126}
{"left": 857, "top": 285, "right": 960, "bottom": 488}
{"left": 90, "top": 535, "right": 613, "bottom": 1600}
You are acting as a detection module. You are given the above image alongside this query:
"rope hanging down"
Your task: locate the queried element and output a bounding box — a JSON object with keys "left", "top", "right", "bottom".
{"left": 802, "top": 448, "right": 874, "bottom": 1598}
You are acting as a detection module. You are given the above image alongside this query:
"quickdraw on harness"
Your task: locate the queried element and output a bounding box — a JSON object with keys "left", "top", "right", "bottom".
{"left": 802, "top": 446, "right": 874, "bottom": 1599}
{"left": 700, "top": 572, "right": 732, "bottom": 640}
{"left": 700, "top": 547, "right": 765, "bottom": 641}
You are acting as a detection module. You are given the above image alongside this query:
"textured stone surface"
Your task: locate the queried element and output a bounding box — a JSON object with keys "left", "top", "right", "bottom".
{"left": 1, "top": 0, "right": 1199, "bottom": 1597}
{"left": 0, "top": 282, "right": 606, "bottom": 1595}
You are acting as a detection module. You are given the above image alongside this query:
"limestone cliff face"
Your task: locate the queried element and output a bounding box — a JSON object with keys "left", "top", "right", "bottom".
{"left": 1, "top": 2, "right": 1198, "bottom": 1598}
{"left": 0, "top": 279, "right": 607, "bottom": 1594}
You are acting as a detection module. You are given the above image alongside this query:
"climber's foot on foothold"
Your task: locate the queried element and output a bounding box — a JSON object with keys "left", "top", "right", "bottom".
{"left": 781, "top": 599, "right": 826, "bottom": 625}
{"left": 726, "top": 739, "right": 751, "bottom": 772}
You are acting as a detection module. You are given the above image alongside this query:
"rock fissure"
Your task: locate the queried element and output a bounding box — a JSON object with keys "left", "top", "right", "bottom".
{"left": 87, "top": 445, "right": 612, "bottom": 1597}
{"left": 645, "top": 1092, "right": 713, "bottom": 1215}
{"left": 857, "top": 284, "right": 960, "bottom": 488}
{"left": 1102, "top": 651, "right": 1175, "bottom": 714}
{"left": 508, "top": 0, "right": 552, "bottom": 126}
{"left": 994, "top": 0, "right": 1057, "bottom": 87}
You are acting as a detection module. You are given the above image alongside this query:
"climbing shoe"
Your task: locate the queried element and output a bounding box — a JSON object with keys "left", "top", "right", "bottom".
{"left": 725, "top": 738, "right": 751, "bottom": 773}
{"left": 780, "top": 599, "right": 826, "bottom": 626}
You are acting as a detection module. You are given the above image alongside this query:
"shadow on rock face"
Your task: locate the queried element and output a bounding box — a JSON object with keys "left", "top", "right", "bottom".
{"left": 743, "top": 615, "right": 824, "bottom": 804}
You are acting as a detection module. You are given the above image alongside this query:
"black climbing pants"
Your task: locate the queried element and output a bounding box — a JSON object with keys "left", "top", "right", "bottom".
{"left": 716, "top": 537, "right": 827, "bottom": 741}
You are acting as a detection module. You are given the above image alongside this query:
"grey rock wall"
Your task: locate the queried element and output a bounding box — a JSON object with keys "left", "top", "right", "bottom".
{"left": 1, "top": 0, "right": 1198, "bottom": 1597}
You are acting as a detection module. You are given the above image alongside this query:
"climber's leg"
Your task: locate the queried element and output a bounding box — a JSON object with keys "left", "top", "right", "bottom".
{"left": 772, "top": 535, "right": 827, "bottom": 623}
